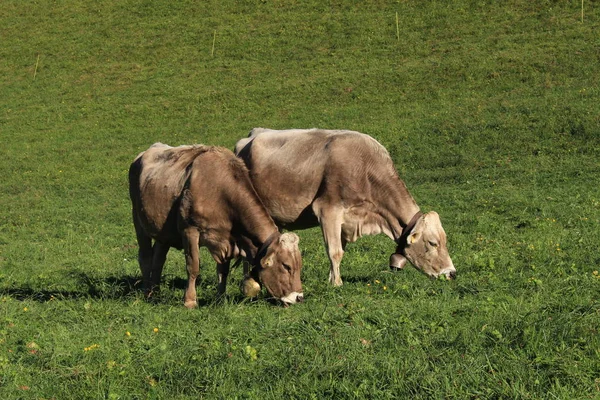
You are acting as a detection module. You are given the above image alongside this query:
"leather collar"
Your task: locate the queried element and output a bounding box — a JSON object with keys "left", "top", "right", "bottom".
{"left": 397, "top": 211, "right": 423, "bottom": 252}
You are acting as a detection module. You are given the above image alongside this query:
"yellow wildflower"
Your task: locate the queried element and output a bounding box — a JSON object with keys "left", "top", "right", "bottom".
{"left": 84, "top": 344, "right": 99, "bottom": 352}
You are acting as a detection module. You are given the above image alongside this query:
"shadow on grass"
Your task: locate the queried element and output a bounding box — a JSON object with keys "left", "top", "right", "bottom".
{"left": 0, "top": 273, "right": 264, "bottom": 307}
{"left": 0, "top": 274, "right": 154, "bottom": 302}
{"left": 342, "top": 275, "right": 377, "bottom": 284}
{"left": 342, "top": 269, "right": 408, "bottom": 284}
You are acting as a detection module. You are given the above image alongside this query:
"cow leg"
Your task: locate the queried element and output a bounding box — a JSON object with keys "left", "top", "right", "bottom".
{"left": 149, "top": 241, "right": 169, "bottom": 295}
{"left": 243, "top": 260, "right": 250, "bottom": 277}
{"left": 216, "top": 260, "right": 230, "bottom": 298}
{"left": 315, "top": 205, "right": 346, "bottom": 286}
{"left": 133, "top": 214, "right": 154, "bottom": 296}
{"left": 182, "top": 228, "right": 200, "bottom": 309}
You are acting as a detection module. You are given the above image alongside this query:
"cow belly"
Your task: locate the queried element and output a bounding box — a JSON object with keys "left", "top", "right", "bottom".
{"left": 258, "top": 190, "right": 316, "bottom": 226}
{"left": 275, "top": 205, "right": 319, "bottom": 230}
{"left": 147, "top": 218, "right": 184, "bottom": 249}
{"left": 250, "top": 156, "right": 322, "bottom": 224}
{"left": 134, "top": 205, "right": 184, "bottom": 249}
{"left": 341, "top": 209, "right": 392, "bottom": 243}
{"left": 154, "top": 232, "right": 184, "bottom": 250}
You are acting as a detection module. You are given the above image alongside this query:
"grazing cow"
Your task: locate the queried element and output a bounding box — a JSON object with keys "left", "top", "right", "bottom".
{"left": 235, "top": 128, "right": 456, "bottom": 286}
{"left": 129, "top": 143, "right": 304, "bottom": 308}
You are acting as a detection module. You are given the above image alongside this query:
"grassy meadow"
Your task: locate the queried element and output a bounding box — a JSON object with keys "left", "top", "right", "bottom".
{"left": 1, "top": 0, "right": 599, "bottom": 398}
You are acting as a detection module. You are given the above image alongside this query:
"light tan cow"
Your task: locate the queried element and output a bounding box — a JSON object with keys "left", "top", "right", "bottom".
{"left": 129, "top": 143, "right": 304, "bottom": 307}
{"left": 235, "top": 128, "right": 456, "bottom": 286}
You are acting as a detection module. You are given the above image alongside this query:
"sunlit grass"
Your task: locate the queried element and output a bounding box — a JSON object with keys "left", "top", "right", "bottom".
{"left": 1, "top": 0, "right": 599, "bottom": 398}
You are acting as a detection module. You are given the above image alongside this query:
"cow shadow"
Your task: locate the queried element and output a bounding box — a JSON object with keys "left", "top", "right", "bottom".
{"left": 0, "top": 272, "right": 257, "bottom": 307}
{"left": 342, "top": 275, "right": 379, "bottom": 284}
{"left": 0, "top": 274, "right": 158, "bottom": 303}
{"left": 342, "top": 268, "right": 406, "bottom": 285}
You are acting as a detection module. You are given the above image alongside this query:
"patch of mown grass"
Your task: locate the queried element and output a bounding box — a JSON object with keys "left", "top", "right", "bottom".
{"left": 1, "top": 0, "right": 599, "bottom": 398}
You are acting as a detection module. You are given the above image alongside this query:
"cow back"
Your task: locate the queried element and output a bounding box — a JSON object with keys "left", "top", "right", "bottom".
{"left": 235, "top": 128, "right": 403, "bottom": 226}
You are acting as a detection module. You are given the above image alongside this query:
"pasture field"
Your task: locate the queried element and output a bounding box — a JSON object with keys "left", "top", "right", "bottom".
{"left": 1, "top": 0, "right": 599, "bottom": 398}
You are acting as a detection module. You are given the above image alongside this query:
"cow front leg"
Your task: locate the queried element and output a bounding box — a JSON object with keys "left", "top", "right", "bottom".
{"left": 182, "top": 228, "right": 200, "bottom": 309}
{"left": 216, "top": 260, "right": 230, "bottom": 298}
{"left": 316, "top": 205, "right": 346, "bottom": 286}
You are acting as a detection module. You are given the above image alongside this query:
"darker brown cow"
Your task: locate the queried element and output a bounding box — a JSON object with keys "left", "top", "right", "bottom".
{"left": 129, "top": 143, "right": 303, "bottom": 307}
{"left": 235, "top": 128, "right": 456, "bottom": 286}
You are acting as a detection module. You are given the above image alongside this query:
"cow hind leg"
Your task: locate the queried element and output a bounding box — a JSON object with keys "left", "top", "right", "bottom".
{"left": 182, "top": 228, "right": 201, "bottom": 309}
{"left": 148, "top": 241, "right": 169, "bottom": 296}
{"left": 133, "top": 215, "right": 154, "bottom": 296}
{"left": 315, "top": 205, "right": 346, "bottom": 286}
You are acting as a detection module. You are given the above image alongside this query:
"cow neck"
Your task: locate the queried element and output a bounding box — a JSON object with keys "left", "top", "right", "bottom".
{"left": 376, "top": 175, "right": 420, "bottom": 240}
{"left": 226, "top": 183, "right": 278, "bottom": 263}
{"left": 397, "top": 211, "right": 423, "bottom": 248}
{"left": 387, "top": 205, "right": 420, "bottom": 241}
{"left": 253, "top": 231, "right": 280, "bottom": 266}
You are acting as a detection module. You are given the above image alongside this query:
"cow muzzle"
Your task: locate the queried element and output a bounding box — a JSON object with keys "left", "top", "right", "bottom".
{"left": 440, "top": 267, "right": 457, "bottom": 280}
{"left": 279, "top": 292, "right": 304, "bottom": 305}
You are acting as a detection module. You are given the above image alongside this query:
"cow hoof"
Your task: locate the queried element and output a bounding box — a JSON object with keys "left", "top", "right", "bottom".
{"left": 184, "top": 300, "right": 198, "bottom": 309}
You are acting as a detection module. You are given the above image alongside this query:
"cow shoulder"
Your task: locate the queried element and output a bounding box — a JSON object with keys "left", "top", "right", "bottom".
{"left": 184, "top": 146, "right": 259, "bottom": 220}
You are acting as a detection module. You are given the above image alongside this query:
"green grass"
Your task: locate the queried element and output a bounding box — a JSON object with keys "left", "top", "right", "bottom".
{"left": 1, "top": 0, "right": 599, "bottom": 398}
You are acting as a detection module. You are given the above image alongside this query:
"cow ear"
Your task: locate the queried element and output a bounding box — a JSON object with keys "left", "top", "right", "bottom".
{"left": 261, "top": 254, "right": 274, "bottom": 268}
{"left": 407, "top": 231, "right": 421, "bottom": 244}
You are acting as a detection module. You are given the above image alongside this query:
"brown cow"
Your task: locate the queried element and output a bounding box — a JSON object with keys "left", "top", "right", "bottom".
{"left": 129, "top": 143, "right": 304, "bottom": 307}
{"left": 235, "top": 128, "right": 456, "bottom": 286}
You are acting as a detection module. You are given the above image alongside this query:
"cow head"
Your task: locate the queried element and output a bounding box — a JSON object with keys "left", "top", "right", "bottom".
{"left": 390, "top": 212, "right": 456, "bottom": 279}
{"left": 244, "top": 232, "right": 304, "bottom": 305}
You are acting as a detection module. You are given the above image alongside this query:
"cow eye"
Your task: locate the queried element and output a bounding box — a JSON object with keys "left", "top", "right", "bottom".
{"left": 428, "top": 241, "right": 438, "bottom": 248}
{"left": 282, "top": 263, "right": 292, "bottom": 272}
